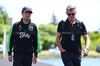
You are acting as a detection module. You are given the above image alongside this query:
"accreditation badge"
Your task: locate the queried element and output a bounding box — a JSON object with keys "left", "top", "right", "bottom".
{"left": 71, "top": 34, "right": 75, "bottom": 41}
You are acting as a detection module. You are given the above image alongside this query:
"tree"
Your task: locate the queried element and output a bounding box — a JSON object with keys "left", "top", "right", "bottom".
{"left": 0, "top": 5, "right": 11, "bottom": 25}
{"left": 81, "top": 31, "right": 100, "bottom": 51}
{"left": 0, "top": 5, "right": 11, "bottom": 44}
{"left": 50, "top": 13, "right": 58, "bottom": 25}
{"left": 38, "top": 24, "right": 57, "bottom": 49}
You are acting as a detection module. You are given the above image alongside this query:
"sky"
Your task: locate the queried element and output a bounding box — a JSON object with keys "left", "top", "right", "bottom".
{"left": 0, "top": 0, "right": 100, "bottom": 32}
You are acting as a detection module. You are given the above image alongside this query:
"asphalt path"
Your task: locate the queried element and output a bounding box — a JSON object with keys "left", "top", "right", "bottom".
{"left": 0, "top": 58, "right": 54, "bottom": 66}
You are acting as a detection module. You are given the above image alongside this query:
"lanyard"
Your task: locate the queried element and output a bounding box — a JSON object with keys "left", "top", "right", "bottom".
{"left": 68, "top": 22, "right": 76, "bottom": 34}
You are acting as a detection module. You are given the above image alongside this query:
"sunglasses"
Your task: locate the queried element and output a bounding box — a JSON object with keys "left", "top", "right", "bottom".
{"left": 67, "top": 13, "right": 75, "bottom": 16}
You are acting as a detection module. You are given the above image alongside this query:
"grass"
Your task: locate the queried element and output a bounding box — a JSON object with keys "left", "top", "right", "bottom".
{"left": 38, "top": 50, "right": 61, "bottom": 59}
{"left": 87, "top": 50, "right": 100, "bottom": 57}
{"left": 0, "top": 52, "right": 3, "bottom": 58}
{"left": 38, "top": 50, "right": 100, "bottom": 59}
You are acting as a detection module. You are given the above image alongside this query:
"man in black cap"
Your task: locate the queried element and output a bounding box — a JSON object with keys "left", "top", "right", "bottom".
{"left": 56, "top": 5, "right": 90, "bottom": 66}
{"left": 7, "top": 6, "right": 40, "bottom": 66}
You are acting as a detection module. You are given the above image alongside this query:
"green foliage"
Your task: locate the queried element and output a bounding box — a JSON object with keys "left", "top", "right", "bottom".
{"left": 0, "top": 37, "right": 3, "bottom": 44}
{"left": 0, "top": 5, "right": 11, "bottom": 44}
{"left": 0, "top": 5, "right": 11, "bottom": 25}
{"left": 0, "top": 24, "right": 10, "bottom": 44}
{"left": 4, "top": 25, "right": 11, "bottom": 35}
{"left": 81, "top": 31, "right": 100, "bottom": 50}
{"left": 38, "top": 24, "right": 57, "bottom": 49}
{"left": 88, "top": 32, "right": 100, "bottom": 50}
{"left": 81, "top": 36, "right": 85, "bottom": 50}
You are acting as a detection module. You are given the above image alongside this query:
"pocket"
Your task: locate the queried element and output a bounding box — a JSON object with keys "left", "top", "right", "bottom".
{"left": 61, "top": 51, "right": 66, "bottom": 53}
{"left": 61, "top": 51, "right": 67, "bottom": 55}
{"left": 61, "top": 51, "right": 70, "bottom": 63}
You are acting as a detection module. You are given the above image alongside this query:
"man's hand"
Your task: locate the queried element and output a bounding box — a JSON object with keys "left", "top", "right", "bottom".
{"left": 61, "top": 49, "right": 66, "bottom": 52}
{"left": 83, "top": 48, "right": 89, "bottom": 57}
{"left": 8, "top": 55, "right": 12, "bottom": 62}
{"left": 62, "top": 50, "right": 66, "bottom": 52}
{"left": 33, "top": 57, "right": 37, "bottom": 64}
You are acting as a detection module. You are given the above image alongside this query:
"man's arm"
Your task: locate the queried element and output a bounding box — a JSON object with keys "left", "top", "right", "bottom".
{"left": 56, "top": 32, "right": 66, "bottom": 52}
{"left": 83, "top": 34, "right": 90, "bottom": 48}
{"left": 33, "top": 26, "right": 40, "bottom": 64}
{"left": 7, "top": 25, "right": 15, "bottom": 62}
{"left": 82, "top": 34, "right": 90, "bottom": 57}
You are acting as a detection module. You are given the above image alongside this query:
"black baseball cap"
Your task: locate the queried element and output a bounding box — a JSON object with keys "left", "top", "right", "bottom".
{"left": 22, "top": 7, "right": 33, "bottom": 13}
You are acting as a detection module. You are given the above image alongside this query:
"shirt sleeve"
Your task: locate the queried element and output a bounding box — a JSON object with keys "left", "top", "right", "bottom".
{"left": 33, "top": 25, "right": 41, "bottom": 57}
{"left": 7, "top": 25, "right": 15, "bottom": 56}
{"left": 37, "top": 29, "right": 40, "bottom": 52}
{"left": 57, "top": 21, "right": 63, "bottom": 33}
{"left": 81, "top": 22, "right": 88, "bottom": 35}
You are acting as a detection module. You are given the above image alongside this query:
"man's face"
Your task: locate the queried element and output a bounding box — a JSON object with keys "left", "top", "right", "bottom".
{"left": 22, "top": 11, "right": 32, "bottom": 20}
{"left": 66, "top": 10, "right": 76, "bottom": 21}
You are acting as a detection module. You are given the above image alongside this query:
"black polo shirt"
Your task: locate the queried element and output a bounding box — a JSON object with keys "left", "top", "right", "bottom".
{"left": 57, "top": 19, "right": 87, "bottom": 55}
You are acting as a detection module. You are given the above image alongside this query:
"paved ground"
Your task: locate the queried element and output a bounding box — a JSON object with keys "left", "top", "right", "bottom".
{"left": 0, "top": 58, "right": 54, "bottom": 66}
{"left": 0, "top": 36, "right": 54, "bottom": 66}
{"left": 0, "top": 35, "right": 54, "bottom": 66}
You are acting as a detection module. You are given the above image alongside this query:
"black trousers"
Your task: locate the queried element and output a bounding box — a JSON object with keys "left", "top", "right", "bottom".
{"left": 61, "top": 51, "right": 81, "bottom": 66}
{"left": 13, "top": 53, "right": 33, "bottom": 66}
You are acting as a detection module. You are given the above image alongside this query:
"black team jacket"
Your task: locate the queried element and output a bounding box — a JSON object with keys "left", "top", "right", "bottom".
{"left": 7, "top": 18, "right": 40, "bottom": 57}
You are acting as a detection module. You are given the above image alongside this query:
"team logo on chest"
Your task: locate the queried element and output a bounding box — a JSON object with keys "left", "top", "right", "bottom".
{"left": 19, "top": 32, "right": 30, "bottom": 38}
{"left": 18, "top": 25, "right": 23, "bottom": 31}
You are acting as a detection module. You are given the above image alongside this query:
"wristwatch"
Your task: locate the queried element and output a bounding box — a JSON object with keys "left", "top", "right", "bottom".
{"left": 85, "top": 47, "right": 89, "bottom": 51}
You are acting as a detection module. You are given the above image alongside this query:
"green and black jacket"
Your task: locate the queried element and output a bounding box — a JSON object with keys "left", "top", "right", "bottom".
{"left": 7, "top": 18, "right": 40, "bottom": 57}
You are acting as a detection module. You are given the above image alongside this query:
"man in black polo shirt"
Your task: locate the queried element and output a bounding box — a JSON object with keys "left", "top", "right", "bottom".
{"left": 56, "top": 5, "right": 90, "bottom": 66}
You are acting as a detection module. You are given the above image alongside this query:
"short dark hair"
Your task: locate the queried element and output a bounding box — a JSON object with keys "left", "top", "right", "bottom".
{"left": 66, "top": 5, "right": 76, "bottom": 12}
